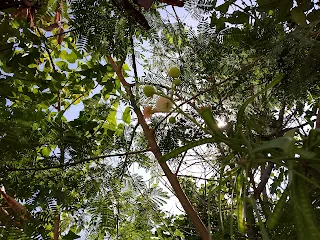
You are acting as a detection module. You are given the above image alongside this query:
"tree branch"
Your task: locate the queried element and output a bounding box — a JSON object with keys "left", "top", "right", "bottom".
{"left": 119, "top": 123, "right": 140, "bottom": 180}
{"left": 5, "top": 149, "right": 151, "bottom": 172}
{"left": 255, "top": 163, "right": 274, "bottom": 198}
{"left": 107, "top": 54, "right": 209, "bottom": 240}
{"left": 316, "top": 100, "right": 320, "bottom": 129}
{"left": 176, "top": 175, "right": 217, "bottom": 181}
{"left": 53, "top": 213, "right": 60, "bottom": 240}
{"left": 175, "top": 151, "right": 187, "bottom": 176}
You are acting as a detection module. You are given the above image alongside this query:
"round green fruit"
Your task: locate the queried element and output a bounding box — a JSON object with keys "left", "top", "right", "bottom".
{"left": 173, "top": 78, "right": 182, "bottom": 86}
{"left": 143, "top": 85, "right": 155, "bottom": 97}
{"left": 168, "top": 67, "right": 180, "bottom": 78}
{"left": 169, "top": 117, "right": 176, "bottom": 124}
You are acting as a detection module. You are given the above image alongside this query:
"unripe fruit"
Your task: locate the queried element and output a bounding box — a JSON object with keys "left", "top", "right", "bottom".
{"left": 169, "top": 117, "right": 176, "bottom": 123}
{"left": 156, "top": 97, "right": 172, "bottom": 112}
{"left": 173, "top": 78, "right": 181, "bottom": 85}
{"left": 168, "top": 67, "right": 180, "bottom": 78}
{"left": 143, "top": 85, "right": 155, "bottom": 97}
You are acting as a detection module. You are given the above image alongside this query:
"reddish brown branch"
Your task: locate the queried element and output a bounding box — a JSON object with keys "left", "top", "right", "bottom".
{"left": 53, "top": 213, "right": 60, "bottom": 240}
{"left": 107, "top": 55, "right": 209, "bottom": 240}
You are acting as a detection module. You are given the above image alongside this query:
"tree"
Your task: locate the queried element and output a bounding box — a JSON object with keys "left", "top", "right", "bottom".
{"left": 1, "top": 0, "right": 320, "bottom": 239}
{"left": 0, "top": 2, "right": 169, "bottom": 238}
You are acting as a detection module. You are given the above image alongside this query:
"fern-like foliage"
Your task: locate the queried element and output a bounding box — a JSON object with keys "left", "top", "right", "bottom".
{"left": 70, "top": 0, "right": 152, "bottom": 57}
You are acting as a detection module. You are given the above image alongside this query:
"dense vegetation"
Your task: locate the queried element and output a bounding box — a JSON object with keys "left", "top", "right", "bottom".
{"left": 0, "top": 0, "right": 320, "bottom": 239}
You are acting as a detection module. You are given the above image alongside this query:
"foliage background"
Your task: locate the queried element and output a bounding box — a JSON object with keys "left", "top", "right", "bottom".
{"left": 0, "top": 0, "right": 320, "bottom": 239}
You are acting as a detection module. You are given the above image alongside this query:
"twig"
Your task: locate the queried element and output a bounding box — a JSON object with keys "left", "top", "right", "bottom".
{"left": 248, "top": 168, "right": 257, "bottom": 197}
{"left": 119, "top": 123, "right": 140, "bottom": 180}
{"left": 37, "top": 27, "right": 57, "bottom": 72}
{"left": 176, "top": 175, "right": 217, "bottom": 181}
{"left": 175, "top": 151, "right": 187, "bottom": 176}
{"left": 47, "top": 28, "right": 77, "bottom": 38}
{"left": 130, "top": 34, "right": 138, "bottom": 81}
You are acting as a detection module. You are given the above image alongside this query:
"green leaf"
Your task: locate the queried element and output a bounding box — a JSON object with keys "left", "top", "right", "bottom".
{"left": 106, "top": 102, "right": 119, "bottom": 130}
{"left": 236, "top": 73, "right": 285, "bottom": 133}
{"left": 284, "top": 128, "right": 296, "bottom": 138}
{"left": 65, "top": 51, "right": 78, "bottom": 63}
{"left": 28, "top": 63, "right": 38, "bottom": 68}
{"left": 279, "top": 0, "right": 293, "bottom": 17}
{"left": 251, "top": 197, "right": 270, "bottom": 240}
{"left": 159, "top": 138, "right": 216, "bottom": 162}
{"left": 236, "top": 172, "right": 245, "bottom": 234}
{"left": 59, "top": 50, "right": 69, "bottom": 60}
{"left": 253, "top": 137, "right": 295, "bottom": 153}
{"left": 291, "top": 7, "right": 306, "bottom": 26}
{"left": 215, "top": 1, "right": 234, "bottom": 13}
{"left": 122, "top": 63, "right": 130, "bottom": 71}
{"left": 294, "top": 148, "right": 317, "bottom": 159}
{"left": 122, "top": 106, "right": 131, "bottom": 124}
{"left": 216, "top": 17, "right": 226, "bottom": 32}
{"left": 56, "top": 61, "right": 69, "bottom": 71}
{"left": 266, "top": 188, "right": 288, "bottom": 230}
{"left": 227, "top": 11, "right": 249, "bottom": 24}
{"left": 257, "top": 0, "right": 280, "bottom": 11}
{"left": 41, "top": 146, "right": 51, "bottom": 157}
{"left": 103, "top": 79, "right": 115, "bottom": 93}
{"left": 62, "top": 231, "right": 81, "bottom": 240}
{"left": 198, "top": 107, "right": 225, "bottom": 138}
{"left": 210, "top": 12, "right": 218, "bottom": 26}
{"left": 307, "top": 9, "right": 320, "bottom": 22}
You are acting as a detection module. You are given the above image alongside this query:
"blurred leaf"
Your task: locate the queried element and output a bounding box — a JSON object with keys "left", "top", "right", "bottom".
{"left": 291, "top": 7, "right": 306, "bottom": 26}
{"left": 253, "top": 137, "right": 295, "bottom": 152}
{"left": 122, "top": 106, "right": 131, "bottom": 124}
{"left": 62, "top": 231, "right": 81, "bottom": 240}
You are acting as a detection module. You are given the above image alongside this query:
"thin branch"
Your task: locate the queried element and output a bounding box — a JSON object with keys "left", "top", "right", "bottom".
{"left": 283, "top": 107, "right": 298, "bottom": 127}
{"left": 248, "top": 168, "right": 257, "bottom": 198}
{"left": 130, "top": 34, "right": 138, "bottom": 81}
{"left": 175, "top": 151, "right": 187, "bottom": 176}
{"left": 280, "top": 122, "right": 311, "bottom": 134}
{"left": 176, "top": 175, "right": 217, "bottom": 181}
{"left": 278, "top": 103, "right": 286, "bottom": 126}
{"left": 47, "top": 28, "right": 77, "bottom": 38}
{"left": 316, "top": 100, "right": 320, "bottom": 129}
{"left": 37, "top": 27, "right": 57, "bottom": 72}
{"left": 255, "top": 163, "right": 274, "bottom": 198}
{"left": 172, "top": 6, "right": 182, "bottom": 26}
{"left": 119, "top": 123, "right": 140, "bottom": 180}
{"left": 5, "top": 149, "right": 151, "bottom": 172}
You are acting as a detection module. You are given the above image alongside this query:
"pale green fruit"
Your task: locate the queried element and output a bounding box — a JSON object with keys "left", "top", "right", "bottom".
{"left": 143, "top": 85, "right": 155, "bottom": 97}
{"left": 169, "top": 117, "right": 176, "bottom": 124}
{"left": 168, "top": 67, "right": 180, "bottom": 78}
{"left": 173, "top": 78, "right": 182, "bottom": 85}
